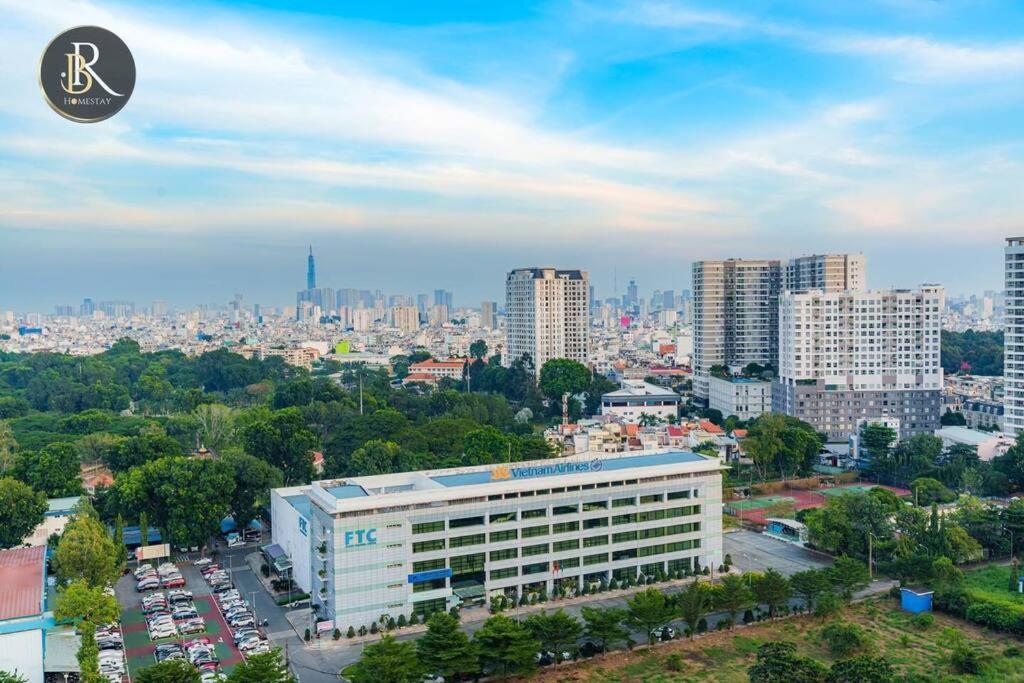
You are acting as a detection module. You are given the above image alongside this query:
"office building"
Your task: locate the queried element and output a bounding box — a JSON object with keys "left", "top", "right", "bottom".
{"left": 307, "top": 246, "right": 317, "bottom": 290}
{"left": 271, "top": 449, "right": 723, "bottom": 631}
{"left": 708, "top": 376, "right": 772, "bottom": 421}
{"left": 504, "top": 268, "right": 589, "bottom": 374}
{"left": 391, "top": 306, "right": 420, "bottom": 333}
{"left": 481, "top": 301, "right": 497, "bottom": 330}
{"left": 691, "top": 254, "right": 865, "bottom": 403}
{"left": 1006, "top": 237, "right": 1024, "bottom": 436}
{"left": 434, "top": 289, "right": 453, "bottom": 312}
{"left": 773, "top": 285, "right": 944, "bottom": 441}
{"left": 600, "top": 380, "right": 681, "bottom": 422}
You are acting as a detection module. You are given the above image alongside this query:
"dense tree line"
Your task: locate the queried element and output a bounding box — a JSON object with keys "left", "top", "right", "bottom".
{"left": 941, "top": 329, "right": 1002, "bottom": 376}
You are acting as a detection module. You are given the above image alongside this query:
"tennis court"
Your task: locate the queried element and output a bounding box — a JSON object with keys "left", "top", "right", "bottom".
{"left": 725, "top": 483, "right": 908, "bottom": 525}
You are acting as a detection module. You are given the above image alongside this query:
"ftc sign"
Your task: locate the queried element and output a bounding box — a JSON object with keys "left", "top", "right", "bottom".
{"left": 344, "top": 528, "right": 377, "bottom": 548}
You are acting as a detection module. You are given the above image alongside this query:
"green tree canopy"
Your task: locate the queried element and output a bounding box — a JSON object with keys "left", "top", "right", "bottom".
{"left": 225, "top": 650, "right": 295, "bottom": 682}
{"left": 538, "top": 359, "right": 591, "bottom": 403}
{"left": 714, "top": 574, "right": 755, "bottom": 628}
{"left": 473, "top": 614, "right": 539, "bottom": 677}
{"left": 524, "top": 609, "right": 583, "bottom": 663}
{"left": 416, "top": 612, "right": 477, "bottom": 680}
{"left": 753, "top": 568, "right": 792, "bottom": 618}
{"left": 625, "top": 587, "right": 677, "bottom": 645}
{"left": 134, "top": 659, "right": 202, "bottom": 683}
{"left": 0, "top": 477, "right": 46, "bottom": 548}
{"left": 349, "top": 635, "right": 422, "bottom": 683}
{"left": 580, "top": 606, "right": 629, "bottom": 652}
{"left": 54, "top": 508, "right": 119, "bottom": 588}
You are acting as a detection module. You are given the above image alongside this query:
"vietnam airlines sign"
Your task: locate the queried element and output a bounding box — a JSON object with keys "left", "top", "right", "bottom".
{"left": 490, "top": 459, "right": 603, "bottom": 481}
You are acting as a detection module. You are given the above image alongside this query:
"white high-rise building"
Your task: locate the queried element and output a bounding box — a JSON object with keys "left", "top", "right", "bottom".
{"left": 1005, "top": 238, "right": 1024, "bottom": 436}
{"left": 391, "top": 306, "right": 420, "bottom": 333}
{"left": 505, "top": 268, "right": 589, "bottom": 374}
{"left": 692, "top": 254, "right": 865, "bottom": 403}
{"left": 774, "top": 285, "right": 944, "bottom": 441}
{"left": 481, "top": 301, "right": 497, "bottom": 330}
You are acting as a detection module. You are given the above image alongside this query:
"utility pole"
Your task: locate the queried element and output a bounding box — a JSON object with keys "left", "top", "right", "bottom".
{"left": 359, "top": 372, "right": 364, "bottom": 415}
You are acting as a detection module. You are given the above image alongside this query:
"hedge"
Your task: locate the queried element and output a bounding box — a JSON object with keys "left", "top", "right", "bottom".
{"left": 276, "top": 593, "right": 310, "bottom": 606}
{"left": 964, "top": 601, "right": 1024, "bottom": 636}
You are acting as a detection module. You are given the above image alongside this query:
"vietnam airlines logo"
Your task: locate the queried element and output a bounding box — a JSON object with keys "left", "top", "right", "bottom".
{"left": 490, "top": 464, "right": 512, "bottom": 481}
{"left": 40, "top": 26, "right": 135, "bottom": 123}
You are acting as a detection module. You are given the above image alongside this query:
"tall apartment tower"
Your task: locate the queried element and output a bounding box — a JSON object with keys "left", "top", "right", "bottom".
{"left": 691, "top": 254, "right": 865, "bottom": 403}
{"left": 504, "top": 268, "right": 589, "bottom": 375}
{"left": 692, "top": 259, "right": 781, "bottom": 402}
{"left": 774, "top": 285, "right": 944, "bottom": 441}
{"left": 785, "top": 253, "right": 865, "bottom": 293}
{"left": 1005, "top": 238, "right": 1024, "bottom": 436}
{"left": 481, "top": 301, "right": 497, "bottom": 329}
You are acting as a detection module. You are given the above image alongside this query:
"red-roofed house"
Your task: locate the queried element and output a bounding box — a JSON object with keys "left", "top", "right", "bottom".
{"left": 402, "top": 372, "right": 440, "bottom": 386}
{"left": 0, "top": 545, "right": 48, "bottom": 682}
{"left": 698, "top": 421, "right": 725, "bottom": 435}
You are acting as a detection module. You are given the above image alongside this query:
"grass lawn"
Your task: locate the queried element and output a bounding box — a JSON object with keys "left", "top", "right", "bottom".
{"left": 965, "top": 564, "right": 1024, "bottom": 608}
{"left": 528, "top": 599, "right": 1024, "bottom": 682}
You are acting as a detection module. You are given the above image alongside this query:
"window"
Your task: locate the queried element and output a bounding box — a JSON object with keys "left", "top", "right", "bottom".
{"left": 490, "top": 567, "right": 518, "bottom": 580}
{"left": 612, "top": 497, "right": 634, "bottom": 508}
{"left": 612, "top": 531, "right": 637, "bottom": 543}
{"left": 523, "top": 543, "right": 549, "bottom": 557}
{"left": 612, "top": 548, "right": 637, "bottom": 561}
{"left": 583, "top": 500, "right": 608, "bottom": 511}
{"left": 489, "top": 511, "right": 516, "bottom": 524}
{"left": 490, "top": 548, "right": 517, "bottom": 562}
{"left": 638, "top": 544, "right": 665, "bottom": 557}
{"left": 413, "top": 539, "right": 445, "bottom": 553}
{"left": 449, "top": 516, "right": 484, "bottom": 528}
{"left": 583, "top": 517, "right": 608, "bottom": 529}
{"left": 450, "top": 533, "right": 485, "bottom": 548}
{"left": 553, "top": 505, "right": 578, "bottom": 516}
{"left": 553, "top": 539, "right": 579, "bottom": 552}
{"left": 667, "top": 490, "right": 691, "bottom": 500}
{"left": 522, "top": 525, "right": 549, "bottom": 538}
{"left": 612, "top": 513, "right": 637, "bottom": 525}
{"left": 412, "top": 598, "right": 446, "bottom": 618}
{"left": 413, "top": 578, "right": 446, "bottom": 593}
{"left": 412, "top": 520, "right": 444, "bottom": 534}
{"left": 583, "top": 535, "right": 608, "bottom": 548}
{"left": 557, "top": 557, "right": 580, "bottom": 569}
{"left": 553, "top": 521, "right": 579, "bottom": 534}
{"left": 584, "top": 553, "right": 608, "bottom": 566}
{"left": 522, "top": 562, "right": 549, "bottom": 575}
{"left": 449, "top": 553, "right": 485, "bottom": 574}
{"left": 412, "top": 559, "right": 445, "bottom": 572}
{"left": 639, "top": 494, "right": 663, "bottom": 504}
{"left": 521, "top": 508, "right": 546, "bottom": 519}
{"left": 489, "top": 529, "right": 517, "bottom": 543}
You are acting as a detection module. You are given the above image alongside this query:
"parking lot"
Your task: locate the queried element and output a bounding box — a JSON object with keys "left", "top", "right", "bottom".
{"left": 723, "top": 529, "right": 832, "bottom": 576}
{"left": 115, "top": 560, "right": 245, "bottom": 679}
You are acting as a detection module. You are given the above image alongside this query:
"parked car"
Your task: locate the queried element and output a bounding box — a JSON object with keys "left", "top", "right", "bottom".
{"left": 154, "top": 644, "right": 185, "bottom": 662}
{"left": 651, "top": 626, "right": 676, "bottom": 641}
{"left": 162, "top": 576, "right": 186, "bottom": 589}
{"left": 137, "top": 578, "right": 161, "bottom": 592}
{"left": 228, "top": 615, "right": 255, "bottom": 629}
{"left": 194, "top": 557, "right": 213, "bottom": 567}
{"left": 231, "top": 628, "right": 258, "bottom": 644}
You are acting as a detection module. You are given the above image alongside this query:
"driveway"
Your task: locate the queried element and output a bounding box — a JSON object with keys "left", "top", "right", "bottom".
{"left": 724, "top": 529, "right": 832, "bottom": 576}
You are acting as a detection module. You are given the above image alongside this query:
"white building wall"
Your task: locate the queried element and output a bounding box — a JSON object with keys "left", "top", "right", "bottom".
{"left": 270, "top": 488, "right": 313, "bottom": 595}
{"left": 1006, "top": 237, "right": 1024, "bottom": 436}
{"left": 0, "top": 628, "right": 44, "bottom": 683}
{"left": 707, "top": 376, "right": 772, "bottom": 421}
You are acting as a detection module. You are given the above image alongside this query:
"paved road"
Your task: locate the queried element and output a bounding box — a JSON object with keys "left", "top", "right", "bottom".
{"left": 723, "top": 529, "right": 832, "bottom": 576}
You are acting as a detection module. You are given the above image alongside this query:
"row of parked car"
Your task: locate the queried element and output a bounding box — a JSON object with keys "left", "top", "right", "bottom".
{"left": 195, "top": 557, "right": 271, "bottom": 657}
{"left": 142, "top": 588, "right": 206, "bottom": 640}
{"left": 135, "top": 561, "right": 185, "bottom": 592}
{"left": 154, "top": 637, "right": 224, "bottom": 681}
{"left": 95, "top": 623, "right": 127, "bottom": 682}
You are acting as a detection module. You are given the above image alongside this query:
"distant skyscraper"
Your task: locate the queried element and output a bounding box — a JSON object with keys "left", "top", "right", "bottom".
{"left": 784, "top": 253, "right": 865, "bottom": 293}
{"left": 152, "top": 300, "right": 168, "bottom": 317}
{"left": 1006, "top": 237, "right": 1024, "bottom": 436}
{"left": 80, "top": 298, "right": 95, "bottom": 316}
{"left": 481, "top": 301, "right": 497, "bottom": 329}
{"left": 416, "top": 293, "right": 428, "bottom": 315}
{"left": 627, "top": 279, "right": 638, "bottom": 307}
{"left": 434, "top": 289, "right": 453, "bottom": 311}
{"left": 662, "top": 290, "right": 676, "bottom": 310}
{"left": 504, "top": 267, "right": 589, "bottom": 375}
{"left": 307, "top": 246, "right": 317, "bottom": 290}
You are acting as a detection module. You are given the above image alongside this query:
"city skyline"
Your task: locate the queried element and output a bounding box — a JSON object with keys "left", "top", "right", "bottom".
{"left": 1, "top": 0, "right": 1019, "bottom": 308}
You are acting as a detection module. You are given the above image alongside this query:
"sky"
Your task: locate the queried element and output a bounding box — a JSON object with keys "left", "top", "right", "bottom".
{"left": 1, "top": 0, "right": 1021, "bottom": 311}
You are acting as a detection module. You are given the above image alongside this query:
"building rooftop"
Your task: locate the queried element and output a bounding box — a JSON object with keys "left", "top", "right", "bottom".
{"left": 325, "top": 484, "right": 369, "bottom": 500}
{"left": 0, "top": 545, "right": 45, "bottom": 622}
{"left": 45, "top": 496, "right": 81, "bottom": 516}
{"left": 602, "top": 381, "right": 680, "bottom": 399}
{"left": 935, "top": 426, "right": 1007, "bottom": 445}
{"left": 284, "top": 493, "right": 312, "bottom": 517}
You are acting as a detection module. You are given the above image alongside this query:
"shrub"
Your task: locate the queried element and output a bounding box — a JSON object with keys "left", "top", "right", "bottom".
{"left": 743, "top": 609, "right": 755, "bottom": 625}
{"left": 387, "top": 617, "right": 396, "bottom": 630}
{"left": 332, "top": 628, "right": 340, "bottom": 640}
{"left": 820, "top": 621, "right": 867, "bottom": 657}
{"left": 397, "top": 614, "right": 407, "bottom": 628}
{"left": 370, "top": 622, "right": 378, "bottom": 634}
{"left": 1004, "top": 645, "right": 1021, "bottom": 658}
{"left": 358, "top": 625, "right": 367, "bottom": 636}
{"left": 408, "top": 612, "right": 418, "bottom": 625}
{"left": 911, "top": 613, "right": 934, "bottom": 630}
{"left": 964, "top": 600, "right": 1024, "bottom": 636}
{"left": 260, "top": 563, "right": 270, "bottom": 577}
{"left": 665, "top": 652, "right": 684, "bottom": 672}
{"left": 697, "top": 617, "right": 708, "bottom": 634}
{"left": 346, "top": 626, "right": 355, "bottom": 638}
{"left": 950, "top": 641, "right": 982, "bottom": 674}
{"left": 449, "top": 606, "right": 460, "bottom": 620}
{"left": 303, "top": 628, "right": 311, "bottom": 642}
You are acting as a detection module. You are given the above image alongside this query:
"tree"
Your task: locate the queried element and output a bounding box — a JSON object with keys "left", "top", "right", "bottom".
{"left": 820, "top": 621, "right": 867, "bottom": 657}
{"left": 225, "top": 650, "right": 295, "bottom": 682}
{"left": 581, "top": 606, "right": 629, "bottom": 652}
{"left": 859, "top": 423, "right": 897, "bottom": 461}
{"left": 753, "top": 568, "right": 791, "bottom": 618}
{"left": 827, "top": 557, "right": 871, "bottom": 601}
{"left": 416, "top": 612, "right": 477, "bottom": 680}
{"left": 0, "top": 672, "right": 27, "bottom": 683}
{"left": 748, "top": 642, "right": 828, "bottom": 683}
{"left": 346, "top": 440, "right": 419, "bottom": 476}
{"left": 0, "top": 477, "right": 47, "bottom": 548}
{"left": 789, "top": 569, "right": 830, "bottom": 611}
{"left": 19, "top": 441, "right": 82, "bottom": 497}
{"left": 469, "top": 340, "right": 488, "bottom": 360}
{"left": 940, "top": 409, "right": 967, "bottom": 426}
{"left": 677, "top": 578, "right": 713, "bottom": 637}
{"left": 0, "top": 421, "right": 16, "bottom": 474}
{"left": 134, "top": 659, "right": 202, "bottom": 683}
{"left": 112, "top": 514, "right": 126, "bottom": 574}
{"left": 625, "top": 587, "right": 677, "bottom": 645}
{"left": 55, "top": 580, "right": 120, "bottom": 683}
{"left": 473, "top": 615, "right": 539, "bottom": 677}
{"left": 194, "top": 403, "right": 236, "bottom": 452}
{"left": 54, "top": 511, "right": 119, "bottom": 588}
{"left": 538, "top": 359, "right": 591, "bottom": 403}
{"left": 826, "top": 655, "right": 894, "bottom": 683}
{"left": 349, "top": 635, "right": 422, "bottom": 683}
{"left": 138, "top": 511, "right": 149, "bottom": 548}
{"left": 524, "top": 609, "right": 583, "bottom": 664}
{"left": 240, "top": 408, "right": 318, "bottom": 484}
{"left": 222, "top": 451, "right": 283, "bottom": 531}
{"left": 714, "top": 574, "right": 754, "bottom": 628}
{"left": 911, "top": 477, "right": 956, "bottom": 506}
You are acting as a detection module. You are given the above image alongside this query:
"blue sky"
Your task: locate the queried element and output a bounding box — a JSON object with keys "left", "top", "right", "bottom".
{"left": 1, "top": 0, "right": 1021, "bottom": 310}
